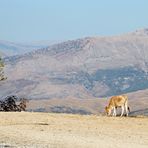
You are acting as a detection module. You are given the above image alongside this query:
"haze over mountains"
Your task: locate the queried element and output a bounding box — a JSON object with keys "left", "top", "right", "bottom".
{"left": 0, "top": 40, "right": 59, "bottom": 57}
{"left": 0, "top": 28, "right": 148, "bottom": 114}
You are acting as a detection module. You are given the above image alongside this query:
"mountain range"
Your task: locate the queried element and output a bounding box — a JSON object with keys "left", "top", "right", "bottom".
{"left": 0, "top": 28, "right": 148, "bottom": 114}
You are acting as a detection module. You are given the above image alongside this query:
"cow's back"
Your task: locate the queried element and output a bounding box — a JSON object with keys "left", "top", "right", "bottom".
{"left": 111, "top": 95, "right": 127, "bottom": 107}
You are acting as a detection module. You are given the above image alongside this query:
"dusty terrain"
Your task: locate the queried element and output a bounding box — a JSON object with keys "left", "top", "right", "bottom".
{"left": 0, "top": 112, "right": 147, "bottom": 148}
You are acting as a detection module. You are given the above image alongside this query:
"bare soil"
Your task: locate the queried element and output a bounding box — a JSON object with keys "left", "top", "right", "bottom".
{"left": 0, "top": 112, "right": 148, "bottom": 148}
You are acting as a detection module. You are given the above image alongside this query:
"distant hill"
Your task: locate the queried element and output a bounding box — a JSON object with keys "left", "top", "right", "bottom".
{"left": 1, "top": 28, "right": 148, "bottom": 101}
{"left": 0, "top": 40, "right": 58, "bottom": 57}
{"left": 27, "top": 89, "right": 148, "bottom": 115}
{"left": 0, "top": 50, "right": 6, "bottom": 57}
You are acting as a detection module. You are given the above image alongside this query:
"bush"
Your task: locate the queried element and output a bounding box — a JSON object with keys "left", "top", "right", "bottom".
{"left": 0, "top": 95, "right": 29, "bottom": 112}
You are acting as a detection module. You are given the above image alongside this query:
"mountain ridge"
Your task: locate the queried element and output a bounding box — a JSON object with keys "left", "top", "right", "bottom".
{"left": 0, "top": 40, "right": 60, "bottom": 57}
{"left": 1, "top": 28, "right": 148, "bottom": 100}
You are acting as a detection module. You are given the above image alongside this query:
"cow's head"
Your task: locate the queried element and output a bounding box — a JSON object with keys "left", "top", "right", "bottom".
{"left": 105, "top": 106, "right": 111, "bottom": 116}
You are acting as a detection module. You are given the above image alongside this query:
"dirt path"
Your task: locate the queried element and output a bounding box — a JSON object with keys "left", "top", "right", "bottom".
{"left": 0, "top": 112, "right": 147, "bottom": 148}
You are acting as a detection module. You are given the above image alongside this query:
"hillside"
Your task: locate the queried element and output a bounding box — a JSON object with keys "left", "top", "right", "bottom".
{"left": 27, "top": 89, "right": 148, "bottom": 115}
{"left": 1, "top": 28, "right": 148, "bottom": 100}
{"left": 0, "top": 112, "right": 147, "bottom": 148}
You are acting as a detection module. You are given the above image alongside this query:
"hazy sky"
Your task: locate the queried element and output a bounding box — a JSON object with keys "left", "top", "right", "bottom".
{"left": 0, "top": 0, "right": 148, "bottom": 42}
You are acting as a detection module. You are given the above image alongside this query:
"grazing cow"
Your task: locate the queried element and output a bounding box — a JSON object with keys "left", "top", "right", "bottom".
{"left": 105, "top": 95, "right": 130, "bottom": 117}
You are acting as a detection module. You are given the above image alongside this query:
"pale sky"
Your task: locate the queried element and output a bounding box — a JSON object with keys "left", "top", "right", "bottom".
{"left": 0, "top": 0, "right": 148, "bottom": 42}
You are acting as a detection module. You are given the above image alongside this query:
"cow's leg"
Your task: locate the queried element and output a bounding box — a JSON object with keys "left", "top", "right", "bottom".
{"left": 113, "top": 107, "right": 116, "bottom": 116}
{"left": 112, "top": 109, "right": 114, "bottom": 116}
{"left": 120, "top": 106, "right": 124, "bottom": 117}
{"left": 125, "top": 104, "right": 128, "bottom": 117}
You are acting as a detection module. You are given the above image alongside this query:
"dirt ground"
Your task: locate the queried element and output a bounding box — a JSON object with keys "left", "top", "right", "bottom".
{"left": 0, "top": 112, "right": 147, "bottom": 148}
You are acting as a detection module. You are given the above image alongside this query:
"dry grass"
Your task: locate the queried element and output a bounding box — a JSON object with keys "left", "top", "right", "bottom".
{"left": 0, "top": 112, "right": 148, "bottom": 148}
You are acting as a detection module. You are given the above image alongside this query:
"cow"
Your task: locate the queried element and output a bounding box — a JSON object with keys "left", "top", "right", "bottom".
{"left": 105, "top": 95, "right": 130, "bottom": 117}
